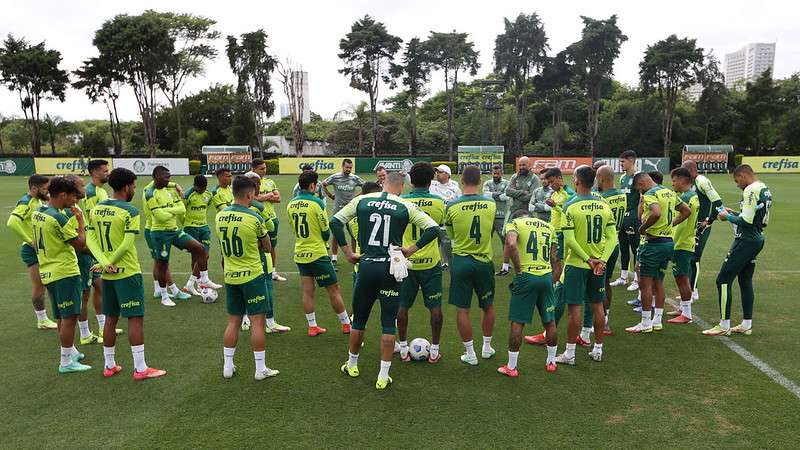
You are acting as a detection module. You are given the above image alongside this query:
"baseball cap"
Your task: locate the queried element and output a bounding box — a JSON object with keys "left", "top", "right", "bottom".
{"left": 435, "top": 164, "right": 452, "bottom": 176}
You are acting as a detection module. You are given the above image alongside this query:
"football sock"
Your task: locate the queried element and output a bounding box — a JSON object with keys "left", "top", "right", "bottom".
{"left": 653, "top": 308, "right": 664, "bottom": 324}
{"left": 223, "top": 347, "right": 235, "bottom": 370}
{"left": 306, "top": 313, "right": 317, "bottom": 327}
{"left": 78, "top": 320, "right": 91, "bottom": 339}
{"left": 35, "top": 309, "right": 47, "bottom": 321}
{"left": 564, "top": 343, "right": 576, "bottom": 359}
{"left": 254, "top": 350, "right": 266, "bottom": 372}
{"left": 502, "top": 262, "right": 509, "bottom": 271}
{"left": 348, "top": 352, "right": 359, "bottom": 368}
{"left": 186, "top": 275, "right": 197, "bottom": 287}
{"left": 103, "top": 346, "right": 116, "bottom": 369}
{"left": 641, "top": 310, "right": 652, "bottom": 328}
{"left": 153, "top": 285, "right": 160, "bottom": 297}
{"left": 378, "top": 360, "right": 391, "bottom": 379}
{"left": 265, "top": 317, "right": 277, "bottom": 328}
{"left": 593, "top": 343, "right": 603, "bottom": 355}
{"left": 131, "top": 344, "right": 148, "bottom": 372}
{"left": 507, "top": 351, "right": 519, "bottom": 370}
{"left": 60, "top": 347, "right": 72, "bottom": 367}
{"left": 242, "top": 315, "right": 251, "bottom": 327}
{"left": 159, "top": 286, "right": 170, "bottom": 302}
{"left": 621, "top": 270, "right": 629, "bottom": 280}
{"left": 399, "top": 340, "right": 409, "bottom": 356}
{"left": 331, "top": 254, "right": 337, "bottom": 262}
{"left": 337, "top": 311, "right": 350, "bottom": 325}
{"left": 168, "top": 284, "right": 180, "bottom": 295}
{"left": 463, "top": 340, "right": 476, "bottom": 359}
{"left": 430, "top": 344, "right": 440, "bottom": 359}
{"left": 546, "top": 345, "right": 557, "bottom": 364}
{"left": 720, "top": 319, "right": 730, "bottom": 329}
{"left": 482, "top": 336, "right": 493, "bottom": 353}
{"left": 580, "top": 327, "right": 591, "bottom": 342}
{"left": 681, "top": 301, "right": 692, "bottom": 318}
{"left": 200, "top": 271, "right": 210, "bottom": 283}
{"left": 742, "top": 319, "right": 752, "bottom": 329}
{"left": 96, "top": 314, "right": 106, "bottom": 332}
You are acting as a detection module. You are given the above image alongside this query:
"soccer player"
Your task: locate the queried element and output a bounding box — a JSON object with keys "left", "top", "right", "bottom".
{"left": 506, "top": 157, "right": 539, "bottom": 217}
{"left": 592, "top": 165, "right": 626, "bottom": 335}
{"left": 209, "top": 168, "right": 233, "bottom": 212}
{"left": 217, "top": 176, "right": 280, "bottom": 380}
{"left": 430, "top": 165, "right": 461, "bottom": 270}
{"left": 181, "top": 175, "right": 222, "bottom": 295}
{"left": 483, "top": 164, "right": 511, "bottom": 276}
{"left": 145, "top": 166, "right": 208, "bottom": 307}
{"left": 667, "top": 167, "right": 699, "bottom": 324}
{"left": 703, "top": 165, "right": 772, "bottom": 336}
{"left": 498, "top": 210, "right": 559, "bottom": 377}
{"left": 553, "top": 166, "right": 617, "bottom": 365}
{"left": 142, "top": 177, "right": 182, "bottom": 300}
{"left": 323, "top": 159, "right": 364, "bottom": 266}
{"left": 252, "top": 159, "right": 286, "bottom": 282}
{"left": 682, "top": 159, "right": 724, "bottom": 300}
{"left": 345, "top": 181, "right": 383, "bottom": 287}
{"left": 375, "top": 165, "right": 387, "bottom": 186}
{"left": 331, "top": 171, "right": 439, "bottom": 390}
{"left": 86, "top": 168, "right": 167, "bottom": 380}
{"left": 398, "top": 162, "right": 446, "bottom": 363}
{"left": 32, "top": 176, "right": 91, "bottom": 373}
{"left": 443, "top": 166, "right": 497, "bottom": 366}
{"left": 610, "top": 150, "right": 641, "bottom": 291}
{"left": 7, "top": 174, "right": 57, "bottom": 329}
{"left": 625, "top": 172, "right": 690, "bottom": 333}
{"left": 288, "top": 171, "right": 351, "bottom": 337}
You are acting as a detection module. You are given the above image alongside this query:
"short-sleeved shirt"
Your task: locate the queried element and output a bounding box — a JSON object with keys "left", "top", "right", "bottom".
{"left": 562, "top": 195, "right": 615, "bottom": 269}
{"left": 504, "top": 217, "right": 555, "bottom": 276}
{"left": 641, "top": 185, "right": 682, "bottom": 239}
{"left": 333, "top": 191, "right": 438, "bottom": 260}
{"left": 142, "top": 181, "right": 177, "bottom": 230}
{"left": 80, "top": 183, "right": 109, "bottom": 217}
{"left": 324, "top": 172, "right": 364, "bottom": 210}
{"left": 620, "top": 172, "right": 641, "bottom": 218}
{"left": 10, "top": 194, "right": 42, "bottom": 244}
{"left": 183, "top": 187, "right": 213, "bottom": 227}
{"left": 248, "top": 200, "right": 276, "bottom": 273}
{"left": 287, "top": 192, "right": 330, "bottom": 264}
{"left": 210, "top": 185, "right": 233, "bottom": 212}
{"left": 693, "top": 174, "right": 722, "bottom": 222}
{"left": 145, "top": 186, "right": 182, "bottom": 231}
{"left": 259, "top": 178, "right": 279, "bottom": 217}
{"left": 31, "top": 206, "right": 80, "bottom": 284}
{"left": 87, "top": 199, "right": 142, "bottom": 280}
{"left": 444, "top": 194, "right": 497, "bottom": 263}
{"left": 735, "top": 181, "right": 772, "bottom": 242}
{"left": 215, "top": 204, "right": 267, "bottom": 284}
{"left": 549, "top": 186, "right": 574, "bottom": 232}
{"left": 401, "top": 188, "right": 446, "bottom": 270}
{"left": 600, "top": 188, "right": 627, "bottom": 231}
{"left": 674, "top": 190, "right": 699, "bottom": 251}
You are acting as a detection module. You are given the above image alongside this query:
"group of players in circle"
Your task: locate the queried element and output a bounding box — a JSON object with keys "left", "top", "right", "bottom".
{"left": 7, "top": 150, "right": 771, "bottom": 389}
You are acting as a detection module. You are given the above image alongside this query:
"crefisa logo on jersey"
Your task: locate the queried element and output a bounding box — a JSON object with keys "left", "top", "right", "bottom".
{"left": 0, "top": 160, "right": 17, "bottom": 174}
{"left": 367, "top": 200, "right": 398, "bottom": 210}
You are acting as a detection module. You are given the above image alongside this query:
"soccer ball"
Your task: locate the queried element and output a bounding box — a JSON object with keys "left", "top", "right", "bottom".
{"left": 409, "top": 338, "right": 430, "bottom": 361}
{"left": 200, "top": 287, "right": 218, "bottom": 304}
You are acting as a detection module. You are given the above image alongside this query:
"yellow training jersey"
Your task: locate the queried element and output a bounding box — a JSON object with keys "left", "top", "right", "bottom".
{"left": 31, "top": 206, "right": 80, "bottom": 284}
{"left": 87, "top": 199, "right": 142, "bottom": 280}
{"left": 287, "top": 192, "right": 330, "bottom": 264}
{"left": 401, "top": 188, "right": 445, "bottom": 270}
{"left": 674, "top": 190, "right": 699, "bottom": 251}
{"left": 641, "top": 185, "right": 682, "bottom": 239}
{"left": 562, "top": 195, "right": 616, "bottom": 269}
{"left": 504, "top": 216, "right": 555, "bottom": 276}
{"left": 445, "top": 194, "right": 496, "bottom": 263}
{"left": 215, "top": 204, "right": 268, "bottom": 284}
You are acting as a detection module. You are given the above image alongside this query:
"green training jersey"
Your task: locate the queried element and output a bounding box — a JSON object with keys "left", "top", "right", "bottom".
{"left": 142, "top": 181, "right": 177, "bottom": 230}
{"left": 31, "top": 206, "right": 80, "bottom": 284}
{"left": 693, "top": 174, "right": 722, "bottom": 222}
{"left": 87, "top": 199, "right": 142, "bottom": 280}
{"left": 562, "top": 195, "right": 615, "bottom": 269}
{"left": 641, "top": 185, "right": 682, "bottom": 239}
{"left": 259, "top": 178, "right": 278, "bottom": 217}
{"left": 620, "top": 172, "right": 641, "bottom": 218}
{"left": 504, "top": 217, "right": 555, "bottom": 276}
{"left": 9, "top": 194, "right": 42, "bottom": 245}
{"left": 333, "top": 191, "right": 438, "bottom": 260}
{"left": 210, "top": 185, "right": 233, "bottom": 212}
{"left": 600, "top": 188, "right": 627, "bottom": 231}
{"left": 550, "top": 186, "right": 574, "bottom": 231}
{"left": 323, "top": 172, "right": 365, "bottom": 210}
{"left": 733, "top": 181, "right": 772, "bottom": 242}
{"left": 674, "top": 190, "right": 699, "bottom": 251}
{"left": 287, "top": 192, "right": 330, "bottom": 264}
{"left": 145, "top": 186, "right": 183, "bottom": 231}
{"left": 183, "top": 187, "right": 213, "bottom": 227}
{"left": 401, "top": 188, "right": 445, "bottom": 270}
{"left": 445, "top": 194, "right": 497, "bottom": 263}
{"left": 215, "top": 204, "right": 267, "bottom": 284}
{"left": 249, "top": 200, "right": 276, "bottom": 273}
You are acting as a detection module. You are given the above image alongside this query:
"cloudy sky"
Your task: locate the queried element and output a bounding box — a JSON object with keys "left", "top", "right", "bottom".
{"left": 1, "top": 0, "right": 798, "bottom": 123}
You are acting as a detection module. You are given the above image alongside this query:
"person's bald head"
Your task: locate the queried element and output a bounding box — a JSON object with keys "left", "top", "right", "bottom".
{"left": 596, "top": 165, "right": 615, "bottom": 191}
{"left": 682, "top": 160, "right": 698, "bottom": 179}
{"left": 517, "top": 156, "right": 530, "bottom": 174}
{"left": 592, "top": 161, "right": 606, "bottom": 170}
{"left": 383, "top": 171, "right": 406, "bottom": 195}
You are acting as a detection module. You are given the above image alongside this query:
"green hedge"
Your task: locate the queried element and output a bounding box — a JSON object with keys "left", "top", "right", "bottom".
{"left": 189, "top": 160, "right": 201, "bottom": 175}
{"left": 431, "top": 161, "right": 457, "bottom": 173}
{"left": 265, "top": 159, "right": 279, "bottom": 175}
{"left": 734, "top": 153, "right": 743, "bottom": 167}
{"left": 503, "top": 163, "right": 514, "bottom": 174}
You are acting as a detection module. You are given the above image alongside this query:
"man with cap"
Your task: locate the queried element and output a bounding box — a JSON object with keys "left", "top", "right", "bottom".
{"left": 430, "top": 165, "right": 461, "bottom": 269}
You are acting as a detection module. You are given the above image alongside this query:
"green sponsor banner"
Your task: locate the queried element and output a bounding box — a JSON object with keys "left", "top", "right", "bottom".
{"left": 0, "top": 157, "right": 35, "bottom": 176}
{"left": 355, "top": 157, "right": 431, "bottom": 173}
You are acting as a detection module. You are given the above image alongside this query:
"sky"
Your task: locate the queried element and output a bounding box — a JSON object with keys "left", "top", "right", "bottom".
{"left": 1, "top": 0, "right": 799, "bottom": 123}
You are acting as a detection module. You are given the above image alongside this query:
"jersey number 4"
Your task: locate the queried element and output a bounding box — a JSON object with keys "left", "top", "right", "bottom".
{"left": 469, "top": 216, "right": 482, "bottom": 244}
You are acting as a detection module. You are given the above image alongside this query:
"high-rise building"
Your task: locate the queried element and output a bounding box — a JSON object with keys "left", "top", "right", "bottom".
{"left": 724, "top": 43, "right": 776, "bottom": 90}
{"left": 279, "top": 103, "right": 290, "bottom": 119}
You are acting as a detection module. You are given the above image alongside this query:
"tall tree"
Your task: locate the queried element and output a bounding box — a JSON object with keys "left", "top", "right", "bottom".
{"left": 226, "top": 30, "right": 276, "bottom": 156}
{"left": 41, "top": 114, "right": 67, "bottom": 154}
{"left": 566, "top": 15, "right": 627, "bottom": 155}
{"left": 533, "top": 51, "right": 579, "bottom": 155}
{"left": 92, "top": 11, "right": 176, "bottom": 156}
{"left": 390, "top": 37, "right": 429, "bottom": 155}
{"left": 640, "top": 35, "right": 704, "bottom": 156}
{"left": 740, "top": 69, "right": 780, "bottom": 154}
{"left": 160, "top": 13, "right": 219, "bottom": 153}
{"left": 695, "top": 51, "right": 727, "bottom": 144}
{"left": 422, "top": 31, "right": 480, "bottom": 160}
{"left": 494, "top": 13, "right": 549, "bottom": 153}
{"left": 338, "top": 15, "right": 402, "bottom": 157}
{"left": 0, "top": 34, "right": 68, "bottom": 155}
{"left": 0, "top": 113, "right": 14, "bottom": 153}
{"left": 73, "top": 57, "right": 125, "bottom": 154}
{"left": 277, "top": 60, "right": 306, "bottom": 155}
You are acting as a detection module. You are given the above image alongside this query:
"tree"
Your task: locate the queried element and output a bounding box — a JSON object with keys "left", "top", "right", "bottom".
{"left": 390, "top": 37, "right": 430, "bottom": 155}
{"left": 226, "top": 29, "right": 276, "bottom": 155}
{"left": 695, "top": 52, "right": 727, "bottom": 144}
{"left": 533, "top": 51, "right": 579, "bottom": 155}
{"left": 333, "top": 102, "right": 370, "bottom": 153}
{"left": 0, "top": 113, "right": 14, "bottom": 153}
{"left": 73, "top": 57, "right": 125, "bottom": 154}
{"left": 92, "top": 11, "right": 176, "bottom": 156}
{"left": 566, "top": 15, "right": 627, "bottom": 155}
{"left": 422, "top": 31, "right": 480, "bottom": 160}
{"left": 338, "top": 15, "right": 402, "bottom": 157}
{"left": 41, "top": 114, "right": 68, "bottom": 154}
{"left": 494, "top": 13, "right": 549, "bottom": 153}
{"left": 740, "top": 69, "right": 780, "bottom": 154}
{"left": 0, "top": 34, "right": 69, "bottom": 155}
{"left": 160, "top": 13, "right": 219, "bottom": 153}
{"left": 640, "top": 35, "right": 704, "bottom": 156}
{"left": 277, "top": 60, "right": 306, "bottom": 155}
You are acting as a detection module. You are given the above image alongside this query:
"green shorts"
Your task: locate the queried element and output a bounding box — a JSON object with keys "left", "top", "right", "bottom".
{"left": 556, "top": 232, "right": 565, "bottom": 260}
{"left": 268, "top": 218, "right": 279, "bottom": 247}
{"left": 78, "top": 253, "right": 101, "bottom": 291}
{"left": 672, "top": 249, "right": 693, "bottom": 277}
{"left": 150, "top": 230, "right": 195, "bottom": 261}
{"left": 183, "top": 225, "right": 211, "bottom": 251}
{"left": 638, "top": 239, "right": 674, "bottom": 280}
{"left": 351, "top": 261, "right": 401, "bottom": 334}
{"left": 144, "top": 229, "right": 156, "bottom": 259}
{"left": 102, "top": 274, "right": 145, "bottom": 317}
{"left": 225, "top": 274, "right": 269, "bottom": 316}
{"left": 399, "top": 264, "right": 443, "bottom": 310}
{"left": 20, "top": 243, "right": 38, "bottom": 267}
{"left": 605, "top": 245, "right": 620, "bottom": 281}
{"left": 448, "top": 255, "right": 495, "bottom": 309}
{"left": 296, "top": 256, "right": 337, "bottom": 287}
{"left": 508, "top": 272, "right": 556, "bottom": 325}
{"left": 46, "top": 275, "right": 83, "bottom": 319}
{"left": 563, "top": 266, "right": 606, "bottom": 305}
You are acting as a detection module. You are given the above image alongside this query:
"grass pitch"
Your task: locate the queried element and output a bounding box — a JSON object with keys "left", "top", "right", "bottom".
{"left": 0, "top": 173, "right": 798, "bottom": 448}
